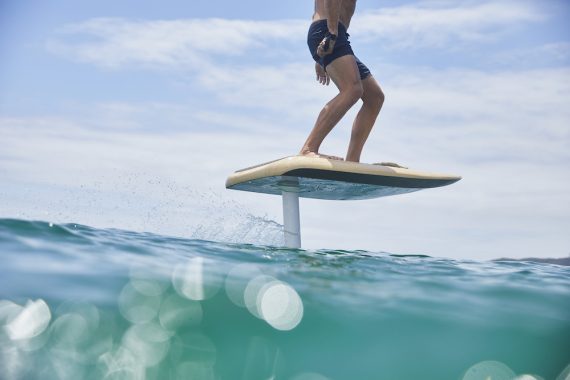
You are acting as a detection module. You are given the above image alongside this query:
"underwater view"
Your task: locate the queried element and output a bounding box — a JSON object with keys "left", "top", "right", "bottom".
{"left": 0, "top": 218, "right": 569, "bottom": 380}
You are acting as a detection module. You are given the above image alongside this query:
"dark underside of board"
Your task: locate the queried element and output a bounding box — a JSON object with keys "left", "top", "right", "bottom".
{"left": 227, "top": 168, "right": 459, "bottom": 200}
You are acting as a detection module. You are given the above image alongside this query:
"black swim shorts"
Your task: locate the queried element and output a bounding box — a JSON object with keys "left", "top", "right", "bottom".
{"left": 307, "top": 19, "right": 371, "bottom": 80}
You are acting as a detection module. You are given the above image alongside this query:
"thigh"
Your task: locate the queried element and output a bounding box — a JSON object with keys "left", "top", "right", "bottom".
{"left": 354, "top": 56, "right": 371, "bottom": 80}
{"left": 325, "top": 55, "right": 362, "bottom": 91}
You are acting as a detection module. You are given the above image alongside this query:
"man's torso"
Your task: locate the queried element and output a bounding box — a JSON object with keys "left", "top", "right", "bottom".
{"left": 313, "top": 0, "right": 356, "bottom": 28}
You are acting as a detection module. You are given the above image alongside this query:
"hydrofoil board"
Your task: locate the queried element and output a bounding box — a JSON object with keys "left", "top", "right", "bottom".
{"left": 226, "top": 156, "right": 461, "bottom": 201}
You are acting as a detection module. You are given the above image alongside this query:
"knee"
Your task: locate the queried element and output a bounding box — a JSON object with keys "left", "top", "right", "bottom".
{"left": 342, "top": 82, "right": 364, "bottom": 105}
{"left": 377, "top": 88, "right": 385, "bottom": 107}
{"left": 364, "top": 85, "right": 384, "bottom": 112}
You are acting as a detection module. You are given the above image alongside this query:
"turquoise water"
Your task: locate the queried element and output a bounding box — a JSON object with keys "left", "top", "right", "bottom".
{"left": 0, "top": 218, "right": 569, "bottom": 380}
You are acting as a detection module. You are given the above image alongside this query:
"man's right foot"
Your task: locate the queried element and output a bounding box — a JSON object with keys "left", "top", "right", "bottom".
{"left": 299, "top": 151, "right": 344, "bottom": 161}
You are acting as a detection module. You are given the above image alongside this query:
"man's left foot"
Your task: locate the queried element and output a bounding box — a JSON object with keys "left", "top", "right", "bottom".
{"left": 299, "top": 151, "right": 344, "bottom": 161}
{"left": 373, "top": 162, "right": 409, "bottom": 169}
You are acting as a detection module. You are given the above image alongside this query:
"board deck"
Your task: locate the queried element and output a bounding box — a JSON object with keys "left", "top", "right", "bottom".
{"left": 226, "top": 156, "right": 461, "bottom": 200}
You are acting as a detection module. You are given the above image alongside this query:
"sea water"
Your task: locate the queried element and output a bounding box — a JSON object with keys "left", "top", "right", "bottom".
{"left": 0, "top": 218, "right": 568, "bottom": 380}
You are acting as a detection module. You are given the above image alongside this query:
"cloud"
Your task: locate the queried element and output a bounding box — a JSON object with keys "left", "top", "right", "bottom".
{"left": 491, "top": 42, "right": 570, "bottom": 68}
{"left": 4, "top": 1, "right": 568, "bottom": 258}
{"left": 1, "top": 115, "right": 568, "bottom": 260}
{"left": 185, "top": 59, "right": 570, "bottom": 166}
{"left": 2, "top": 56, "right": 569, "bottom": 259}
{"left": 46, "top": 17, "right": 306, "bottom": 69}
{"left": 196, "top": 62, "right": 329, "bottom": 119}
{"left": 353, "top": 1, "right": 544, "bottom": 48}
{"left": 0, "top": 115, "right": 301, "bottom": 243}
{"left": 0, "top": 114, "right": 303, "bottom": 190}
{"left": 46, "top": 1, "right": 545, "bottom": 69}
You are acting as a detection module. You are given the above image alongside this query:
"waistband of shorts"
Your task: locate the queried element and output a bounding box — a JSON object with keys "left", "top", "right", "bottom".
{"left": 309, "top": 19, "right": 347, "bottom": 32}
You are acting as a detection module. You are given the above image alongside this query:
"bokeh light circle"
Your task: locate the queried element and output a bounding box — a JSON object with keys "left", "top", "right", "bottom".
{"left": 462, "top": 361, "right": 516, "bottom": 380}
{"left": 172, "top": 257, "right": 222, "bottom": 301}
{"left": 259, "top": 281, "right": 303, "bottom": 331}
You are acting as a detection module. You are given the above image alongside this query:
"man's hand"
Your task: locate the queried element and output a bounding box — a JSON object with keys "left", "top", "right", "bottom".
{"left": 317, "top": 32, "right": 337, "bottom": 58}
{"left": 315, "top": 62, "right": 330, "bottom": 85}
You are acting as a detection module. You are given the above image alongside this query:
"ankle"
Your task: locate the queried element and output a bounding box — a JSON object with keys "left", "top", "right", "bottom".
{"left": 300, "top": 146, "right": 319, "bottom": 155}
{"left": 346, "top": 152, "right": 361, "bottom": 162}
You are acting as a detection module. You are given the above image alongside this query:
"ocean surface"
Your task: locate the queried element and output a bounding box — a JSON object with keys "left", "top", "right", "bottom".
{"left": 0, "top": 218, "right": 569, "bottom": 380}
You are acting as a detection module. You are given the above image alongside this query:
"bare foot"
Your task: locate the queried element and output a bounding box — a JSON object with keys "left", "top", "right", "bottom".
{"left": 373, "top": 162, "right": 409, "bottom": 169}
{"left": 299, "top": 151, "right": 344, "bottom": 161}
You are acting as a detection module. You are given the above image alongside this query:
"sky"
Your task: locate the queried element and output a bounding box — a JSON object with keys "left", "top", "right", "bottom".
{"left": 0, "top": 0, "right": 569, "bottom": 260}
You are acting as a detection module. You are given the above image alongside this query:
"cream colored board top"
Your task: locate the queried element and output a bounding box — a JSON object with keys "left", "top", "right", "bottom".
{"left": 226, "top": 155, "right": 461, "bottom": 188}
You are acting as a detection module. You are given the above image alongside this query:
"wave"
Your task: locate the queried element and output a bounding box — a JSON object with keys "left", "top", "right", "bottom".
{"left": 0, "top": 218, "right": 569, "bottom": 379}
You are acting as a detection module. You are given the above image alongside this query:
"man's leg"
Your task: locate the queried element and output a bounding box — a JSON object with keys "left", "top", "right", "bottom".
{"left": 300, "top": 55, "right": 363, "bottom": 159}
{"left": 345, "top": 75, "right": 384, "bottom": 162}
